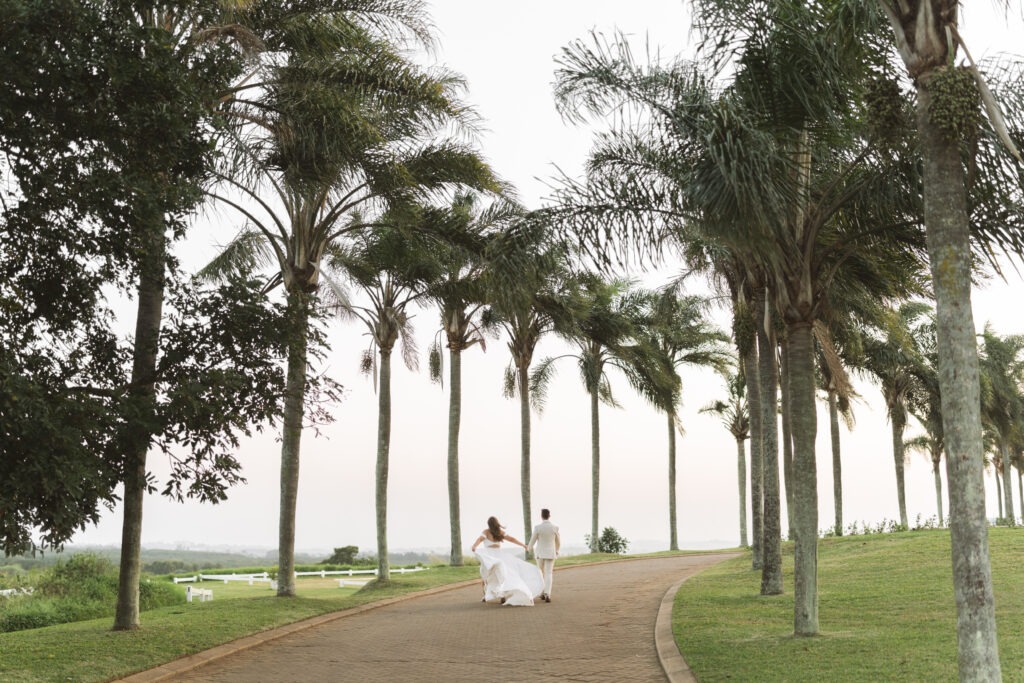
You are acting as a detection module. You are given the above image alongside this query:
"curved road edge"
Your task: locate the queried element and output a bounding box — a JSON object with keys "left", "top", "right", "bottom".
{"left": 655, "top": 552, "right": 742, "bottom": 682}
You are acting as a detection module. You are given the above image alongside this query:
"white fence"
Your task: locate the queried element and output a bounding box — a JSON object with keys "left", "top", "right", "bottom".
{"left": 197, "top": 572, "right": 273, "bottom": 585}
{"left": 186, "top": 586, "right": 213, "bottom": 603}
{"left": 172, "top": 566, "right": 428, "bottom": 589}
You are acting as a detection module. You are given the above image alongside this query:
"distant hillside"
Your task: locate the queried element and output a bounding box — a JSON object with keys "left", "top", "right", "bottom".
{"left": 0, "top": 545, "right": 445, "bottom": 574}
{"left": 0, "top": 546, "right": 307, "bottom": 574}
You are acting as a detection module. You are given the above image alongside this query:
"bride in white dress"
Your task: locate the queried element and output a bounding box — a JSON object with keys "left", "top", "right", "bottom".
{"left": 471, "top": 517, "right": 544, "bottom": 606}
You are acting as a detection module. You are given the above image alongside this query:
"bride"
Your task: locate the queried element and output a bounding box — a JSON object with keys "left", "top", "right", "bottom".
{"left": 471, "top": 516, "right": 544, "bottom": 606}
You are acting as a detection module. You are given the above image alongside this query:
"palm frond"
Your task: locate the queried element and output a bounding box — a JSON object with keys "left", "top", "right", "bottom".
{"left": 196, "top": 227, "right": 275, "bottom": 283}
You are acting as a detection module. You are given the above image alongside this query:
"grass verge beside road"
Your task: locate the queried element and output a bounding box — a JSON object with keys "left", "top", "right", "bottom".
{"left": 0, "top": 550, "right": 684, "bottom": 683}
{"left": 673, "top": 527, "right": 1024, "bottom": 682}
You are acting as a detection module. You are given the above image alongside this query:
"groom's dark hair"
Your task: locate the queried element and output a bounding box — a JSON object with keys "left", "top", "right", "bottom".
{"left": 541, "top": 509, "right": 550, "bottom": 520}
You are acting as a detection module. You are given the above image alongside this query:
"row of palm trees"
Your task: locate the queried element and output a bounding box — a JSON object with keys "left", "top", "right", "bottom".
{"left": 705, "top": 303, "right": 1024, "bottom": 549}
{"left": 192, "top": 5, "right": 735, "bottom": 592}
{"left": 48, "top": 8, "right": 1021, "bottom": 680}
{"left": 546, "top": 1, "right": 1024, "bottom": 677}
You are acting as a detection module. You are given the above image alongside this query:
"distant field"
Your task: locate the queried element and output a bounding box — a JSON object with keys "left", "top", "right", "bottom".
{"left": 673, "top": 527, "right": 1024, "bottom": 682}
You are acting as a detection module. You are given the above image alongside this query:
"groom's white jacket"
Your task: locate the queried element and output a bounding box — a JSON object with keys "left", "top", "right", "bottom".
{"left": 529, "top": 520, "right": 560, "bottom": 559}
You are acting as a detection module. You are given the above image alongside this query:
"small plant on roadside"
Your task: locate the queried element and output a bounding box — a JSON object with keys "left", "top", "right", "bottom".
{"left": 584, "top": 527, "right": 629, "bottom": 554}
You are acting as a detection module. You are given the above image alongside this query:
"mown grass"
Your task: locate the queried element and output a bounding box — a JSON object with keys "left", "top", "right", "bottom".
{"left": 674, "top": 527, "right": 1024, "bottom": 682}
{"left": 0, "top": 549, "right": 675, "bottom": 683}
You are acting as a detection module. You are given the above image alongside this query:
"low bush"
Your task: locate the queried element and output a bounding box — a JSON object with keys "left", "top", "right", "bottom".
{"left": 584, "top": 527, "right": 630, "bottom": 554}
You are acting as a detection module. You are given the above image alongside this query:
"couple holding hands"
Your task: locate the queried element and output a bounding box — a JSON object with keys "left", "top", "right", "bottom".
{"left": 471, "top": 508, "right": 561, "bottom": 606}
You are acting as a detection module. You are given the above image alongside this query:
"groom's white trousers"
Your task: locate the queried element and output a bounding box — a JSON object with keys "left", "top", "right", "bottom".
{"left": 536, "top": 558, "right": 555, "bottom": 596}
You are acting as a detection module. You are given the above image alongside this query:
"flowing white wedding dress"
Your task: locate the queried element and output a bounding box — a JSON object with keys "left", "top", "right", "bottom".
{"left": 474, "top": 537, "right": 544, "bottom": 606}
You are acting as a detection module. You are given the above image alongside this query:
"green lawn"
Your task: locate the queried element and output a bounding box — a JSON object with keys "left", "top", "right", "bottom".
{"left": 673, "top": 527, "right": 1024, "bottom": 682}
{"left": 0, "top": 551, "right": 668, "bottom": 683}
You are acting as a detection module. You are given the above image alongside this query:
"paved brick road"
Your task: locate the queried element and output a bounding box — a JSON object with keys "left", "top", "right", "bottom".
{"left": 150, "top": 553, "right": 735, "bottom": 683}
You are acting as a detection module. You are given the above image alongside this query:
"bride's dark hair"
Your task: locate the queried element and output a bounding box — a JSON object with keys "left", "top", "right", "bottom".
{"left": 486, "top": 516, "right": 505, "bottom": 541}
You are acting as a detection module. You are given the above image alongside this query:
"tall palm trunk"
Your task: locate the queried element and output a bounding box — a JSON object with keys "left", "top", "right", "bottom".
{"left": 590, "top": 386, "right": 601, "bottom": 552}
{"left": 1000, "top": 443, "right": 1014, "bottom": 524}
{"left": 276, "top": 289, "right": 310, "bottom": 597}
{"left": 668, "top": 412, "right": 678, "bottom": 551}
{"left": 780, "top": 337, "right": 795, "bottom": 540}
{"left": 517, "top": 362, "right": 532, "bottom": 550}
{"left": 891, "top": 411, "right": 908, "bottom": 528}
{"left": 1018, "top": 467, "right": 1023, "bottom": 522}
{"left": 737, "top": 437, "right": 748, "bottom": 547}
{"left": 828, "top": 390, "right": 843, "bottom": 536}
{"left": 447, "top": 345, "right": 464, "bottom": 566}
{"left": 788, "top": 321, "right": 818, "bottom": 636}
{"left": 757, "top": 299, "right": 782, "bottom": 595}
{"left": 742, "top": 347, "right": 763, "bottom": 570}
{"left": 917, "top": 76, "right": 1000, "bottom": 679}
{"left": 375, "top": 347, "right": 393, "bottom": 582}
{"left": 995, "top": 471, "right": 1004, "bottom": 521}
{"left": 113, "top": 219, "right": 165, "bottom": 630}
{"left": 933, "top": 452, "right": 944, "bottom": 524}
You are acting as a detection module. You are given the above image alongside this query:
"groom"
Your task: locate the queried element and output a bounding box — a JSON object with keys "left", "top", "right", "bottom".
{"left": 527, "top": 508, "right": 560, "bottom": 603}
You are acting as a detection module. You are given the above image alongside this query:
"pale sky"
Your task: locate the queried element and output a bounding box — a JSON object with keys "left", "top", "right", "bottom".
{"left": 71, "top": 2, "right": 1024, "bottom": 558}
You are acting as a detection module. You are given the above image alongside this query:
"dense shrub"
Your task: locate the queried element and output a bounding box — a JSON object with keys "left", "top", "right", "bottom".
{"left": 0, "top": 553, "right": 183, "bottom": 633}
{"left": 36, "top": 553, "right": 118, "bottom": 600}
{"left": 584, "top": 527, "right": 630, "bottom": 554}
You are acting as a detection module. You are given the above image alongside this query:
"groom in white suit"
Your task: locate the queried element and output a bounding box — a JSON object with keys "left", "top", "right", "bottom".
{"left": 527, "top": 508, "right": 560, "bottom": 603}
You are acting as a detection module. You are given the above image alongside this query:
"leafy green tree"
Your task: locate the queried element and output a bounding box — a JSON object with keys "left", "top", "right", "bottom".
{"left": 321, "top": 546, "right": 359, "bottom": 565}
{"left": 0, "top": 0, "right": 299, "bottom": 632}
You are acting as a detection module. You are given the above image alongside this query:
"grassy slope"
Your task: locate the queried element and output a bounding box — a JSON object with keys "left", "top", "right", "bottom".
{"left": 674, "top": 527, "right": 1024, "bottom": 682}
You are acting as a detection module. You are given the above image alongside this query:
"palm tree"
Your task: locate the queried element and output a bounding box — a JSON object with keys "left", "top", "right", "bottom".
{"left": 905, "top": 434, "right": 944, "bottom": 522}
{"left": 531, "top": 275, "right": 667, "bottom": 552}
{"left": 878, "top": 3, "right": 1024, "bottom": 673}
{"left": 203, "top": 9, "right": 498, "bottom": 594}
{"left": 818, "top": 341, "right": 856, "bottom": 538}
{"left": 551, "top": 11, "right": 926, "bottom": 632}
{"left": 685, "top": 243, "right": 764, "bottom": 568}
{"left": 754, "top": 285, "right": 782, "bottom": 595}
{"left": 645, "top": 289, "right": 732, "bottom": 550}
{"left": 484, "top": 223, "right": 577, "bottom": 548}
{"left": 701, "top": 370, "right": 751, "bottom": 547}
{"left": 329, "top": 225, "right": 441, "bottom": 582}
{"left": 424, "top": 194, "right": 523, "bottom": 566}
{"left": 978, "top": 325, "right": 1024, "bottom": 525}
{"left": 861, "top": 303, "right": 931, "bottom": 529}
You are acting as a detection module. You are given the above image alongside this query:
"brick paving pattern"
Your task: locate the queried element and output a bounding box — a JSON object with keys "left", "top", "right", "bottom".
{"left": 161, "top": 553, "right": 735, "bottom": 683}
